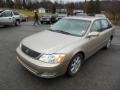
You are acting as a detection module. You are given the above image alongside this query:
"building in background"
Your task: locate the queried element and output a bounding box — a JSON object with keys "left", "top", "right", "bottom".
{"left": 38, "top": 7, "right": 46, "bottom": 13}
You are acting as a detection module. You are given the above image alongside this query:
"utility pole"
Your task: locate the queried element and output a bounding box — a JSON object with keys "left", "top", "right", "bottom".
{"left": 84, "top": 0, "right": 87, "bottom": 13}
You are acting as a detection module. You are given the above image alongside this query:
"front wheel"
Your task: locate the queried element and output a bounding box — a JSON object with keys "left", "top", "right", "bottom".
{"left": 104, "top": 38, "right": 112, "bottom": 49}
{"left": 67, "top": 53, "right": 83, "bottom": 77}
{"left": 40, "top": 21, "right": 43, "bottom": 24}
{"left": 15, "top": 20, "right": 20, "bottom": 26}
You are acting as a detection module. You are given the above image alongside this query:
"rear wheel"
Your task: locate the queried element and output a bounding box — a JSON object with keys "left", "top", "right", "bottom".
{"left": 4, "top": 25, "right": 9, "bottom": 27}
{"left": 67, "top": 53, "right": 83, "bottom": 77}
{"left": 41, "top": 21, "right": 43, "bottom": 24}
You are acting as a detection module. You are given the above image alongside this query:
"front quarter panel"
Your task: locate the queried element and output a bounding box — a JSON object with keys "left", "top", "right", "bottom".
{"left": 57, "top": 38, "right": 89, "bottom": 70}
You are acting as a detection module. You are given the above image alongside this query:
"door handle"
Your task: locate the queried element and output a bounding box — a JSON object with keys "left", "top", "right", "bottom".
{"left": 9, "top": 18, "right": 12, "bottom": 19}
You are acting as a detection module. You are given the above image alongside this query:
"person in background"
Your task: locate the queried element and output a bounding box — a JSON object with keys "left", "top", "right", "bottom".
{"left": 33, "top": 10, "right": 40, "bottom": 26}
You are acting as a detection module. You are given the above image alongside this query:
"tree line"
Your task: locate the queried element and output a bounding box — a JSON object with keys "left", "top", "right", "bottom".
{"left": 0, "top": 0, "right": 120, "bottom": 17}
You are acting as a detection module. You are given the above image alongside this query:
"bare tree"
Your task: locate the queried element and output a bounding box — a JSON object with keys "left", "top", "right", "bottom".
{"left": 0, "top": 0, "right": 4, "bottom": 8}
{"left": 23, "top": 0, "right": 27, "bottom": 9}
{"left": 14, "top": 0, "right": 22, "bottom": 9}
{"left": 6, "top": 0, "right": 14, "bottom": 8}
{"left": 66, "top": 3, "right": 75, "bottom": 15}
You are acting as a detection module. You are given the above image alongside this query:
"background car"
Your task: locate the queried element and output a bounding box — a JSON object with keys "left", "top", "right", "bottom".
{"left": 95, "top": 14, "right": 107, "bottom": 18}
{"left": 56, "top": 14, "right": 67, "bottom": 21}
{"left": 75, "top": 13, "right": 87, "bottom": 16}
{"left": 0, "top": 10, "right": 21, "bottom": 26}
{"left": 40, "top": 14, "right": 57, "bottom": 24}
{"left": 20, "top": 13, "right": 28, "bottom": 22}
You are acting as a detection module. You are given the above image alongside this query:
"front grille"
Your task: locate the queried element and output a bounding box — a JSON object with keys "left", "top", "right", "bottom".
{"left": 42, "top": 18, "right": 47, "bottom": 20}
{"left": 21, "top": 45, "right": 40, "bottom": 58}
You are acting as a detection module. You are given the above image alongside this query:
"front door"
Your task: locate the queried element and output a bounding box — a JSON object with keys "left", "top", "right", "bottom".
{"left": 86, "top": 20, "right": 103, "bottom": 57}
{"left": 0, "top": 11, "right": 13, "bottom": 25}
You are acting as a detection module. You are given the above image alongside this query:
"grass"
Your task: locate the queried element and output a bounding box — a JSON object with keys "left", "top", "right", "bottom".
{"left": 16, "top": 9, "right": 33, "bottom": 16}
{"left": 15, "top": 9, "right": 45, "bottom": 21}
{"left": 15, "top": 9, "right": 56, "bottom": 21}
{"left": 15, "top": 9, "right": 34, "bottom": 21}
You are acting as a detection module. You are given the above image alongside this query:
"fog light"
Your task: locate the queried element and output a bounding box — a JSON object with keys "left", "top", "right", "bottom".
{"left": 41, "top": 72, "right": 56, "bottom": 78}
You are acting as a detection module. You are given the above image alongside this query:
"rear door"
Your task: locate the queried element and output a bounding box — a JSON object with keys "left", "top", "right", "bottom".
{"left": 99, "top": 19, "right": 113, "bottom": 46}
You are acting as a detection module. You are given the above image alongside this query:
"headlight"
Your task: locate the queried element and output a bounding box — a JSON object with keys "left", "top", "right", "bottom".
{"left": 47, "top": 18, "right": 50, "bottom": 21}
{"left": 38, "top": 54, "right": 66, "bottom": 64}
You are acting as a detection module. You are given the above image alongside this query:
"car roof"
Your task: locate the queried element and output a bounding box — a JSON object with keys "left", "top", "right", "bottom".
{"left": 64, "top": 16, "right": 106, "bottom": 22}
{"left": 3, "top": 9, "right": 11, "bottom": 11}
{"left": 0, "top": 10, "right": 12, "bottom": 13}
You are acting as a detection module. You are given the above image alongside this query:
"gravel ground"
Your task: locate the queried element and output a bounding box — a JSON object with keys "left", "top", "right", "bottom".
{"left": 0, "top": 22, "right": 120, "bottom": 90}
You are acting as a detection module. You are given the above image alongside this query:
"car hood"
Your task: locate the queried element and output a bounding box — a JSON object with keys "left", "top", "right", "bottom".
{"left": 22, "top": 30, "right": 81, "bottom": 54}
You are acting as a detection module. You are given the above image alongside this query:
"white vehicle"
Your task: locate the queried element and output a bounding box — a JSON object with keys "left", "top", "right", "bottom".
{"left": 76, "top": 13, "right": 87, "bottom": 17}
{"left": 20, "top": 13, "right": 28, "bottom": 22}
{"left": 0, "top": 10, "right": 21, "bottom": 26}
{"left": 56, "top": 14, "right": 67, "bottom": 21}
{"left": 95, "top": 14, "right": 106, "bottom": 18}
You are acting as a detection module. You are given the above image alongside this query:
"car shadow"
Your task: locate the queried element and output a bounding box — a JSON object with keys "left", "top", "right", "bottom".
{"left": 0, "top": 25, "right": 19, "bottom": 29}
{"left": 14, "top": 44, "right": 118, "bottom": 90}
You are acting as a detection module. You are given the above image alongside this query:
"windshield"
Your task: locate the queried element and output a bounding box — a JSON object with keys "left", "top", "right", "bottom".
{"left": 50, "top": 19, "right": 91, "bottom": 37}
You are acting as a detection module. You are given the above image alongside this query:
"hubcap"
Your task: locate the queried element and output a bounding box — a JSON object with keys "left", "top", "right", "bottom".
{"left": 107, "top": 39, "right": 111, "bottom": 48}
{"left": 70, "top": 56, "right": 81, "bottom": 74}
{"left": 17, "top": 21, "right": 19, "bottom": 25}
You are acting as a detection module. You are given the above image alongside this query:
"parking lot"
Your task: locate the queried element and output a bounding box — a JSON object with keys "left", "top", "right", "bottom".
{"left": 0, "top": 22, "right": 120, "bottom": 90}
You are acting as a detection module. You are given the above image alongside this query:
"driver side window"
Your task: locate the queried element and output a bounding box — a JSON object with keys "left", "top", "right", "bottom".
{"left": 0, "top": 11, "right": 12, "bottom": 17}
{"left": 91, "top": 20, "right": 102, "bottom": 32}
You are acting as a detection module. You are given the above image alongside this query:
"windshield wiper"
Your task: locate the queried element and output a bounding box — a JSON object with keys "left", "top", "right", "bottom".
{"left": 49, "top": 29, "right": 81, "bottom": 37}
{"left": 57, "top": 30, "right": 72, "bottom": 35}
{"left": 49, "top": 29, "right": 70, "bottom": 34}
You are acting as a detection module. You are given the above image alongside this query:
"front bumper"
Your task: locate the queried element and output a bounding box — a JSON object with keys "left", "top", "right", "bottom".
{"left": 40, "top": 19, "right": 50, "bottom": 22}
{"left": 16, "top": 47, "right": 66, "bottom": 78}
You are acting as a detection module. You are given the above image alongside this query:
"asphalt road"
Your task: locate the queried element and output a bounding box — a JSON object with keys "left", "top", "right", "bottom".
{"left": 0, "top": 22, "right": 120, "bottom": 90}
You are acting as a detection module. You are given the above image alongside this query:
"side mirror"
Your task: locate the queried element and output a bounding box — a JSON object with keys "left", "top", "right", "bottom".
{"left": 108, "top": 24, "right": 112, "bottom": 28}
{"left": 87, "top": 32, "right": 100, "bottom": 38}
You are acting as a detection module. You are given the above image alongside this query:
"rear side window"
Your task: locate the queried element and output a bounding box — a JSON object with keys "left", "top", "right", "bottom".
{"left": 101, "top": 19, "right": 110, "bottom": 30}
{"left": 13, "top": 11, "right": 19, "bottom": 15}
{"left": 91, "top": 20, "right": 102, "bottom": 32}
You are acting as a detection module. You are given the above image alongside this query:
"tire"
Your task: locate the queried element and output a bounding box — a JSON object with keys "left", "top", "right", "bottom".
{"left": 4, "top": 25, "right": 9, "bottom": 27}
{"left": 104, "top": 38, "right": 112, "bottom": 49}
{"left": 67, "top": 53, "right": 83, "bottom": 77}
{"left": 41, "top": 21, "right": 43, "bottom": 24}
{"left": 15, "top": 20, "right": 20, "bottom": 26}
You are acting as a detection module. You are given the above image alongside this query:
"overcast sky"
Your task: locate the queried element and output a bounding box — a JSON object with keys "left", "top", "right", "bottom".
{"left": 51, "top": 0, "right": 86, "bottom": 3}
{"left": 34, "top": 0, "right": 89, "bottom": 3}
